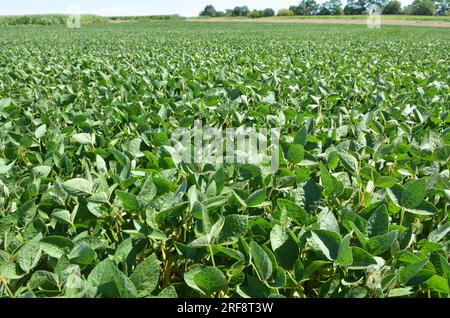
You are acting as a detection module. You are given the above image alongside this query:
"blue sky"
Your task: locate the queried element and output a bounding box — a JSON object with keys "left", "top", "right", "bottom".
{"left": 1, "top": 0, "right": 414, "bottom": 17}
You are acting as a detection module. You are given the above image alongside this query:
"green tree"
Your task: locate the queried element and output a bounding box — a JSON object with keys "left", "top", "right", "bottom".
{"left": 344, "top": 0, "right": 367, "bottom": 14}
{"left": 383, "top": 0, "right": 402, "bottom": 13}
{"left": 278, "top": 8, "right": 295, "bottom": 16}
{"left": 402, "top": 4, "right": 413, "bottom": 14}
{"left": 319, "top": 0, "right": 344, "bottom": 15}
{"left": 199, "top": 5, "right": 217, "bottom": 17}
{"left": 344, "top": 0, "right": 388, "bottom": 14}
{"left": 262, "top": 8, "right": 276, "bottom": 17}
{"left": 433, "top": 0, "right": 450, "bottom": 15}
{"left": 248, "top": 10, "right": 262, "bottom": 18}
{"left": 291, "top": 0, "right": 320, "bottom": 15}
{"left": 411, "top": 0, "right": 436, "bottom": 15}
{"left": 232, "top": 6, "right": 250, "bottom": 16}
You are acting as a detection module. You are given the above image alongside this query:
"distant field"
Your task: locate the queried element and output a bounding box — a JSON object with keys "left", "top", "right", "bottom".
{"left": 0, "top": 21, "right": 449, "bottom": 299}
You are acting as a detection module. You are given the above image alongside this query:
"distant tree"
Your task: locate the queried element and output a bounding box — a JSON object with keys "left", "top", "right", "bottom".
{"left": 343, "top": 0, "right": 387, "bottom": 14}
{"left": 371, "top": 0, "right": 389, "bottom": 9}
{"left": 241, "top": 5, "right": 250, "bottom": 16}
{"left": 334, "top": 6, "right": 345, "bottom": 14}
{"left": 319, "top": 0, "right": 344, "bottom": 15}
{"left": 278, "top": 8, "right": 295, "bottom": 16}
{"left": 289, "top": 5, "right": 300, "bottom": 14}
{"left": 248, "top": 10, "right": 262, "bottom": 18}
{"left": 402, "top": 4, "right": 413, "bottom": 14}
{"left": 433, "top": 0, "right": 450, "bottom": 15}
{"left": 262, "top": 8, "right": 276, "bottom": 17}
{"left": 225, "top": 9, "right": 234, "bottom": 17}
{"left": 199, "top": 5, "right": 217, "bottom": 17}
{"left": 344, "top": 0, "right": 367, "bottom": 14}
{"left": 232, "top": 6, "right": 250, "bottom": 16}
{"left": 411, "top": 0, "right": 436, "bottom": 14}
{"left": 383, "top": 0, "right": 402, "bottom": 14}
{"left": 215, "top": 11, "right": 226, "bottom": 17}
{"left": 291, "top": 0, "right": 320, "bottom": 15}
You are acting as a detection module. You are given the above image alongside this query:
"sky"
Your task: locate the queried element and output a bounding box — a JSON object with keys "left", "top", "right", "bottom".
{"left": 0, "top": 0, "right": 414, "bottom": 17}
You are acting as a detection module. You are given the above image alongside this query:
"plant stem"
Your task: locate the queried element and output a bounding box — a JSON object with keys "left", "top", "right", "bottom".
{"left": 400, "top": 208, "right": 405, "bottom": 227}
{"left": 209, "top": 244, "right": 216, "bottom": 267}
{"left": 0, "top": 275, "right": 14, "bottom": 298}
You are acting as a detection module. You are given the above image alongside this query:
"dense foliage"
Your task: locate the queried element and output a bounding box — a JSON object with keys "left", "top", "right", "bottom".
{"left": 0, "top": 21, "right": 449, "bottom": 298}
{"left": 411, "top": 0, "right": 437, "bottom": 15}
{"left": 277, "top": 9, "right": 295, "bottom": 16}
{"left": 199, "top": 0, "right": 449, "bottom": 17}
{"left": 0, "top": 15, "right": 109, "bottom": 26}
{"left": 383, "top": 1, "right": 403, "bottom": 14}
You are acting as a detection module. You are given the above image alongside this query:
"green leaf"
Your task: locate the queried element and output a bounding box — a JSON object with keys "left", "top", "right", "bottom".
{"left": 245, "top": 189, "right": 268, "bottom": 207}
{"left": 386, "top": 184, "right": 404, "bottom": 208}
{"left": 276, "top": 199, "right": 308, "bottom": 226}
{"left": 425, "top": 275, "right": 449, "bottom": 294}
{"left": 17, "top": 233, "right": 43, "bottom": 273}
{"left": 320, "top": 163, "right": 335, "bottom": 195}
{"left": 0, "top": 98, "right": 12, "bottom": 108}
{"left": 69, "top": 244, "right": 96, "bottom": 265}
{"left": 428, "top": 222, "right": 450, "bottom": 243}
{"left": 401, "top": 179, "right": 427, "bottom": 209}
{"left": 306, "top": 230, "right": 341, "bottom": 261}
{"left": 405, "top": 201, "right": 438, "bottom": 216}
{"left": 72, "top": 133, "right": 93, "bottom": 145}
{"left": 16, "top": 201, "right": 37, "bottom": 227}
{"left": 218, "top": 214, "right": 248, "bottom": 244}
{"left": 366, "top": 231, "right": 398, "bottom": 255}
{"left": 287, "top": 144, "right": 305, "bottom": 164}
{"left": 387, "top": 287, "right": 414, "bottom": 298}
{"left": 337, "top": 234, "right": 353, "bottom": 267}
{"left": 32, "top": 165, "right": 51, "bottom": 178}
{"left": 348, "top": 247, "right": 377, "bottom": 270}
{"left": 294, "top": 127, "right": 308, "bottom": 145}
{"left": 34, "top": 124, "right": 47, "bottom": 139}
{"left": 62, "top": 178, "right": 94, "bottom": 197}
{"left": 376, "top": 176, "right": 397, "bottom": 188}
{"left": 130, "top": 254, "right": 160, "bottom": 296}
{"left": 139, "top": 175, "right": 157, "bottom": 205}
{"left": 318, "top": 208, "right": 339, "bottom": 233}
{"left": 51, "top": 209, "right": 72, "bottom": 225}
{"left": 367, "top": 205, "right": 389, "bottom": 237}
{"left": 294, "top": 259, "right": 304, "bottom": 281}
{"left": 174, "top": 242, "right": 208, "bottom": 261}
{"left": 233, "top": 189, "right": 248, "bottom": 207}
{"left": 249, "top": 241, "right": 273, "bottom": 281}
{"left": 40, "top": 236, "right": 73, "bottom": 258}
{"left": 95, "top": 155, "right": 107, "bottom": 172}
{"left": 87, "top": 259, "right": 137, "bottom": 298}
{"left": 337, "top": 152, "right": 358, "bottom": 174}
{"left": 304, "top": 260, "right": 331, "bottom": 277}
{"left": 116, "top": 191, "right": 140, "bottom": 214}
{"left": 194, "top": 266, "right": 226, "bottom": 295}
{"left": 155, "top": 285, "right": 178, "bottom": 298}
{"left": 0, "top": 161, "right": 14, "bottom": 175}
{"left": 270, "top": 225, "right": 299, "bottom": 270}
{"left": 398, "top": 258, "right": 434, "bottom": 286}
{"left": 184, "top": 264, "right": 226, "bottom": 296}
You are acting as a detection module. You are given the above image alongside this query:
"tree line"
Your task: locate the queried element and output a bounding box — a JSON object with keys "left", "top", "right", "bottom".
{"left": 0, "top": 15, "right": 110, "bottom": 26}
{"left": 199, "top": 0, "right": 450, "bottom": 17}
